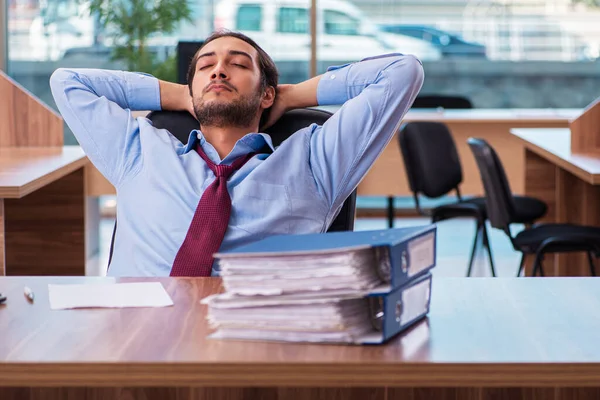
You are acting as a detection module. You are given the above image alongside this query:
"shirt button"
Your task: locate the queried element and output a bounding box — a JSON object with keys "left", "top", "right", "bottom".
{"left": 330, "top": 74, "right": 336, "bottom": 79}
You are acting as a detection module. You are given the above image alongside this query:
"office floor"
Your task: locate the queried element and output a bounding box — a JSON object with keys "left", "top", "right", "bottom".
{"left": 87, "top": 217, "right": 524, "bottom": 278}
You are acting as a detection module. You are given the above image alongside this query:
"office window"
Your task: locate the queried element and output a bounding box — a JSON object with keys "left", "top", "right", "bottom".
{"left": 324, "top": 10, "right": 360, "bottom": 36}
{"left": 0, "top": 0, "right": 6, "bottom": 71}
{"left": 235, "top": 4, "right": 262, "bottom": 32}
{"left": 277, "top": 7, "right": 309, "bottom": 34}
{"left": 9, "top": 0, "right": 596, "bottom": 112}
{"left": 317, "top": 0, "right": 600, "bottom": 109}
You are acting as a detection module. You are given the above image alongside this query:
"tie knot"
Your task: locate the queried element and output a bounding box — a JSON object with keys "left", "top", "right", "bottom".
{"left": 195, "top": 144, "right": 256, "bottom": 180}
{"left": 213, "top": 164, "right": 234, "bottom": 178}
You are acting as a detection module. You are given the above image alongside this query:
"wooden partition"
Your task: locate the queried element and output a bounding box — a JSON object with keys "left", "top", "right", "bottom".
{"left": 0, "top": 71, "right": 91, "bottom": 275}
{"left": 0, "top": 71, "right": 63, "bottom": 146}
{"left": 570, "top": 96, "right": 600, "bottom": 152}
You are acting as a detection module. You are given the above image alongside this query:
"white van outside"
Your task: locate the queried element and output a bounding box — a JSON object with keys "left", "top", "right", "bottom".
{"left": 214, "top": 0, "right": 442, "bottom": 62}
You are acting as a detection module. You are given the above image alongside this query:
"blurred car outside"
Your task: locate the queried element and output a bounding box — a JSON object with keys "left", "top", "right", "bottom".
{"left": 379, "top": 24, "right": 487, "bottom": 58}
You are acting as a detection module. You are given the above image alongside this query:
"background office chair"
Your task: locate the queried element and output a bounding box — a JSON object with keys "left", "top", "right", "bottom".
{"left": 108, "top": 108, "right": 357, "bottom": 266}
{"left": 399, "top": 122, "right": 547, "bottom": 277}
{"left": 412, "top": 95, "right": 473, "bottom": 109}
{"left": 385, "top": 94, "right": 474, "bottom": 228}
{"left": 468, "top": 137, "right": 600, "bottom": 277}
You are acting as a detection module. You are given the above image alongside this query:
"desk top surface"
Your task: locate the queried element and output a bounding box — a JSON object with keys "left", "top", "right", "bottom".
{"left": 318, "top": 106, "right": 581, "bottom": 123}
{"left": 1, "top": 276, "right": 600, "bottom": 387}
{"left": 0, "top": 146, "right": 88, "bottom": 198}
{"left": 511, "top": 128, "right": 600, "bottom": 184}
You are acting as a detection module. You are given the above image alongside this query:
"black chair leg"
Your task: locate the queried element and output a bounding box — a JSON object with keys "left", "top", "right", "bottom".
{"left": 387, "top": 196, "right": 394, "bottom": 228}
{"left": 516, "top": 253, "right": 526, "bottom": 277}
{"left": 466, "top": 223, "right": 482, "bottom": 277}
{"left": 533, "top": 252, "right": 546, "bottom": 277}
{"left": 481, "top": 223, "right": 497, "bottom": 277}
{"left": 587, "top": 251, "right": 597, "bottom": 276}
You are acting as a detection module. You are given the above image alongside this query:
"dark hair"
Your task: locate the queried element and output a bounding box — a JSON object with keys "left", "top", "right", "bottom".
{"left": 187, "top": 30, "right": 279, "bottom": 128}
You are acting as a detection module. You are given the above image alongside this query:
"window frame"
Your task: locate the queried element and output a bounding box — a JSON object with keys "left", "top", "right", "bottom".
{"left": 0, "top": 0, "right": 6, "bottom": 71}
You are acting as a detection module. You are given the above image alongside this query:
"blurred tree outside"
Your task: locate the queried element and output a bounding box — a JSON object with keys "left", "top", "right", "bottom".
{"left": 87, "top": 0, "right": 192, "bottom": 81}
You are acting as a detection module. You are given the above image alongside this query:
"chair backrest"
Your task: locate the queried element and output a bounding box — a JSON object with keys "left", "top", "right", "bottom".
{"left": 411, "top": 95, "right": 473, "bottom": 109}
{"left": 467, "top": 138, "right": 517, "bottom": 230}
{"left": 398, "top": 121, "right": 463, "bottom": 198}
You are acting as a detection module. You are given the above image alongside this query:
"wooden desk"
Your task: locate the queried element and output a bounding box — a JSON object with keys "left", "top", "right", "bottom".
{"left": 86, "top": 108, "right": 580, "bottom": 199}
{"left": 512, "top": 128, "right": 600, "bottom": 276}
{"left": 0, "top": 147, "right": 90, "bottom": 276}
{"left": 2, "top": 276, "right": 600, "bottom": 400}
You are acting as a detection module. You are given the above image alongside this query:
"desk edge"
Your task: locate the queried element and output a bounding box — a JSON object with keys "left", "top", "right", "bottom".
{"left": 2, "top": 363, "right": 600, "bottom": 387}
{"left": 0, "top": 156, "right": 89, "bottom": 199}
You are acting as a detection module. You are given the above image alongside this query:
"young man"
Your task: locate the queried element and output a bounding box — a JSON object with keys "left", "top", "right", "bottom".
{"left": 50, "top": 30, "right": 424, "bottom": 277}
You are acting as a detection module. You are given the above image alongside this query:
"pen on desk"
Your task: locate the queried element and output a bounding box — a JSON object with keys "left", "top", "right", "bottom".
{"left": 24, "top": 286, "right": 34, "bottom": 303}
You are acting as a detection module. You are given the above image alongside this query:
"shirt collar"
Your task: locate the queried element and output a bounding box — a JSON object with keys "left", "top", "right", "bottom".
{"left": 182, "top": 130, "right": 275, "bottom": 163}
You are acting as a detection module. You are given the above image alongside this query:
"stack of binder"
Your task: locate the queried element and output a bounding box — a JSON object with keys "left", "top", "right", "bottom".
{"left": 202, "top": 226, "right": 437, "bottom": 344}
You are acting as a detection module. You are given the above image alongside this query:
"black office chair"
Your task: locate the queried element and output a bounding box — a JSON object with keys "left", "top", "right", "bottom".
{"left": 385, "top": 94, "right": 474, "bottom": 228}
{"left": 108, "top": 108, "right": 357, "bottom": 267}
{"left": 398, "top": 122, "right": 547, "bottom": 277}
{"left": 468, "top": 137, "right": 600, "bottom": 277}
{"left": 412, "top": 95, "right": 473, "bottom": 109}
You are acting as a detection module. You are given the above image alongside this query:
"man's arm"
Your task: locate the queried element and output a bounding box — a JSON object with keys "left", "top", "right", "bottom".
{"left": 280, "top": 54, "right": 424, "bottom": 222}
{"left": 50, "top": 69, "right": 190, "bottom": 187}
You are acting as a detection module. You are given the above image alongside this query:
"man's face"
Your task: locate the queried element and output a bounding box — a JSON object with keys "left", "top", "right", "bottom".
{"left": 190, "top": 36, "right": 271, "bottom": 128}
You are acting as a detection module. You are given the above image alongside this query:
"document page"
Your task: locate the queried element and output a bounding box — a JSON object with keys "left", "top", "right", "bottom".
{"left": 48, "top": 282, "right": 174, "bottom": 310}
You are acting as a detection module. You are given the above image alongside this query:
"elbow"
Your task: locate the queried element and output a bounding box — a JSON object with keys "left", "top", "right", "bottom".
{"left": 402, "top": 55, "right": 425, "bottom": 91}
{"left": 389, "top": 55, "right": 424, "bottom": 105}
{"left": 49, "top": 67, "right": 68, "bottom": 86}
{"left": 49, "top": 68, "right": 69, "bottom": 95}
{"left": 49, "top": 68, "right": 81, "bottom": 105}
{"left": 49, "top": 68, "right": 79, "bottom": 92}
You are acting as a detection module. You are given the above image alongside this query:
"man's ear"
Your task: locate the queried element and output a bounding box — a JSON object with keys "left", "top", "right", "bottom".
{"left": 261, "top": 86, "right": 276, "bottom": 110}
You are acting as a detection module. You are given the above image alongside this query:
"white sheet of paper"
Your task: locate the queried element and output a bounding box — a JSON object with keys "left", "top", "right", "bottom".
{"left": 48, "top": 282, "right": 174, "bottom": 310}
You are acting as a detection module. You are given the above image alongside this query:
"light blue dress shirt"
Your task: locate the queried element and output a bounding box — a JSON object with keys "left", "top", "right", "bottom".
{"left": 50, "top": 54, "right": 424, "bottom": 276}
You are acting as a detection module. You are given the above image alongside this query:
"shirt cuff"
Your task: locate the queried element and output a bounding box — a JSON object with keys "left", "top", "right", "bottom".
{"left": 316, "top": 63, "right": 351, "bottom": 106}
{"left": 127, "top": 72, "right": 161, "bottom": 111}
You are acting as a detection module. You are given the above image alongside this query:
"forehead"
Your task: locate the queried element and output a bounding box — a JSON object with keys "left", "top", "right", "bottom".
{"left": 197, "top": 36, "right": 258, "bottom": 61}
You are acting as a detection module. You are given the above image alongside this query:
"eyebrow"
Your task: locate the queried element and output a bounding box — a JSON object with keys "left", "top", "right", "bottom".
{"left": 196, "top": 50, "right": 254, "bottom": 63}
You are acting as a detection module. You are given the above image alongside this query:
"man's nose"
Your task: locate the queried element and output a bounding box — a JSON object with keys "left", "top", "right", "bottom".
{"left": 210, "top": 64, "right": 228, "bottom": 80}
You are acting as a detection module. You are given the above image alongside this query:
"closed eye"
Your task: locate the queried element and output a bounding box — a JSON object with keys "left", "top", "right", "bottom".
{"left": 198, "top": 65, "right": 212, "bottom": 70}
{"left": 233, "top": 64, "right": 247, "bottom": 68}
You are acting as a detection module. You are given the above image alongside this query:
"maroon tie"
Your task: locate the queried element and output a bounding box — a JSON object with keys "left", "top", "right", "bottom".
{"left": 170, "top": 145, "right": 256, "bottom": 277}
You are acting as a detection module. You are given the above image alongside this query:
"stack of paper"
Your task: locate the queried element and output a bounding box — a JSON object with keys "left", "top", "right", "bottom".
{"left": 219, "top": 248, "right": 384, "bottom": 295}
{"left": 204, "top": 291, "right": 374, "bottom": 343}
{"left": 203, "top": 226, "right": 437, "bottom": 345}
